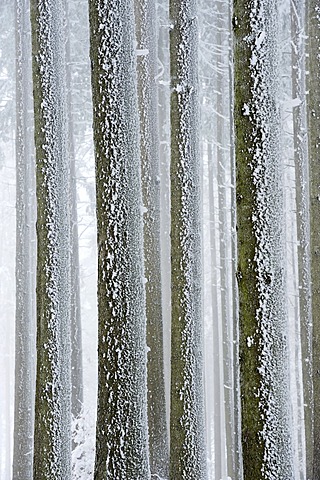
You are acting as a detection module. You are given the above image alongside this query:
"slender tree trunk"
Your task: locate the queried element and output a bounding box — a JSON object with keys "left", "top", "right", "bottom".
{"left": 64, "top": 0, "right": 83, "bottom": 421}
{"left": 228, "top": 0, "right": 242, "bottom": 475}
{"left": 157, "top": 0, "right": 171, "bottom": 429}
{"left": 169, "top": 0, "right": 207, "bottom": 478}
{"left": 13, "top": 0, "right": 36, "bottom": 478}
{"left": 233, "top": 0, "right": 293, "bottom": 477}
{"left": 208, "top": 143, "right": 225, "bottom": 480}
{"left": 306, "top": 1, "right": 320, "bottom": 478}
{"left": 215, "top": 2, "right": 236, "bottom": 474}
{"left": 30, "top": 0, "right": 72, "bottom": 478}
{"left": 89, "top": 1, "right": 150, "bottom": 478}
{"left": 290, "top": 0, "right": 313, "bottom": 477}
{"left": 134, "top": 0, "right": 169, "bottom": 477}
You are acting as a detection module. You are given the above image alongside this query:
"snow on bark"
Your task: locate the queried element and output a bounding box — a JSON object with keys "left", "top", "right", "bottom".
{"left": 134, "top": 0, "right": 169, "bottom": 477}
{"left": 234, "top": 0, "right": 294, "bottom": 478}
{"left": 169, "top": 0, "right": 207, "bottom": 478}
{"left": 30, "top": 0, "right": 71, "bottom": 478}
{"left": 89, "top": 1, "right": 150, "bottom": 479}
{"left": 13, "top": 1, "right": 36, "bottom": 479}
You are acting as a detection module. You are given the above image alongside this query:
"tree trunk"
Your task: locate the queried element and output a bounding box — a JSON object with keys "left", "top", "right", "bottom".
{"left": 306, "top": 1, "right": 320, "bottom": 478}
{"left": 64, "top": 0, "right": 84, "bottom": 421}
{"left": 233, "top": 0, "right": 294, "bottom": 477}
{"left": 30, "top": 0, "right": 72, "bottom": 478}
{"left": 169, "top": 0, "right": 207, "bottom": 478}
{"left": 134, "top": 0, "right": 169, "bottom": 477}
{"left": 89, "top": 1, "right": 150, "bottom": 478}
{"left": 12, "top": 0, "right": 36, "bottom": 478}
{"left": 157, "top": 0, "right": 171, "bottom": 430}
{"left": 290, "top": 0, "right": 313, "bottom": 477}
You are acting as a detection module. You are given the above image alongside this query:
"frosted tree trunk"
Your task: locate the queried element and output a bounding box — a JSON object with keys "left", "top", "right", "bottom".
{"left": 233, "top": 0, "right": 294, "bottom": 477}
{"left": 134, "top": 0, "right": 169, "bottom": 477}
{"left": 12, "top": 1, "right": 36, "bottom": 479}
{"left": 169, "top": 0, "right": 207, "bottom": 478}
{"left": 306, "top": 1, "right": 320, "bottom": 477}
{"left": 88, "top": 1, "right": 150, "bottom": 478}
{"left": 290, "top": 0, "right": 313, "bottom": 477}
{"left": 30, "top": 1, "right": 72, "bottom": 478}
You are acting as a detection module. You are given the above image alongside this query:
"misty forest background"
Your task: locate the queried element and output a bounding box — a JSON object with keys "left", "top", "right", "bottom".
{"left": 1, "top": 0, "right": 320, "bottom": 479}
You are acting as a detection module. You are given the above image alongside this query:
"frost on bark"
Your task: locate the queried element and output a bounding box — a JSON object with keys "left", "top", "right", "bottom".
{"left": 306, "top": 2, "right": 320, "bottom": 477}
{"left": 89, "top": 1, "right": 150, "bottom": 479}
{"left": 233, "top": 0, "right": 294, "bottom": 478}
{"left": 290, "top": 0, "right": 313, "bottom": 477}
{"left": 169, "top": 0, "right": 207, "bottom": 478}
{"left": 13, "top": 1, "right": 36, "bottom": 478}
{"left": 30, "top": 1, "right": 72, "bottom": 478}
{"left": 134, "top": 0, "right": 169, "bottom": 477}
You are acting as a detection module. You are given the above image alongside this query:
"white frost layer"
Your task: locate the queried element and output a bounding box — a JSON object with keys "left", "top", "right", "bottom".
{"left": 90, "top": 0, "right": 149, "bottom": 478}
{"left": 247, "top": 1, "right": 294, "bottom": 478}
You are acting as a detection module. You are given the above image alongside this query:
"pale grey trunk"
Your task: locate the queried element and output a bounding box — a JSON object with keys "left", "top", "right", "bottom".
{"left": 290, "top": 0, "right": 313, "bottom": 477}
{"left": 157, "top": 0, "right": 171, "bottom": 428}
{"left": 13, "top": 0, "right": 36, "bottom": 478}
{"left": 31, "top": 0, "right": 72, "bottom": 478}
{"left": 208, "top": 144, "right": 225, "bottom": 480}
{"left": 64, "top": 0, "right": 83, "bottom": 421}
{"left": 216, "top": 1, "right": 236, "bottom": 475}
{"left": 134, "top": 0, "right": 169, "bottom": 477}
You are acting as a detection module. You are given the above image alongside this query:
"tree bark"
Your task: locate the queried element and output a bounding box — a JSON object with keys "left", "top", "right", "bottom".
{"left": 89, "top": 1, "right": 150, "bottom": 478}
{"left": 134, "top": 0, "right": 169, "bottom": 477}
{"left": 233, "top": 0, "right": 294, "bottom": 477}
{"left": 30, "top": 0, "right": 72, "bottom": 477}
{"left": 169, "top": 0, "right": 207, "bottom": 478}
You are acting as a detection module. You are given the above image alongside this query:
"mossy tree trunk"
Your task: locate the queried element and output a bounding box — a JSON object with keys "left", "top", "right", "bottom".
{"left": 233, "top": 0, "right": 293, "bottom": 477}
{"left": 169, "top": 0, "right": 207, "bottom": 478}
{"left": 89, "top": 1, "right": 150, "bottom": 478}
{"left": 306, "top": 2, "right": 320, "bottom": 478}
{"left": 134, "top": 0, "right": 169, "bottom": 477}
{"left": 30, "top": 0, "right": 72, "bottom": 478}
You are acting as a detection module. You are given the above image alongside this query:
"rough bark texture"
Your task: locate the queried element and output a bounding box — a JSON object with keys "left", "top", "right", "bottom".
{"left": 169, "top": 0, "right": 207, "bottom": 478}
{"left": 13, "top": 1, "right": 36, "bottom": 478}
{"left": 233, "top": 0, "right": 293, "bottom": 478}
{"left": 307, "top": 2, "right": 320, "bottom": 479}
{"left": 30, "top": 0, "right": 72, "bottom": 478}
{"left": 89, "top": 1, "right": 150, "bottom": 479}
{"left": 134, "top": 0, "right": 169, "bottom": 477}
